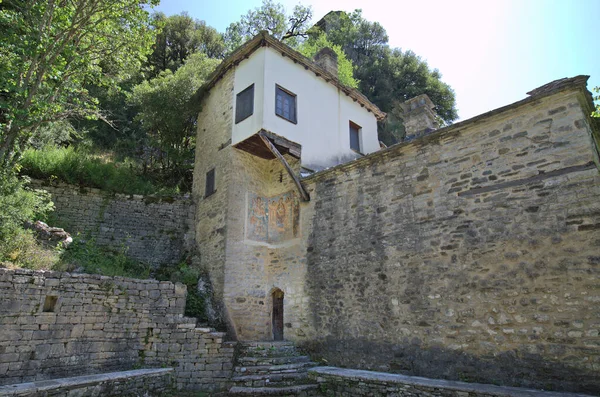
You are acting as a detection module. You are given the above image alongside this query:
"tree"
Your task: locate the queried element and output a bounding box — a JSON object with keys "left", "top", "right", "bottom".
{"left": 0, "top": 0, "right": 158, "bottom": 169}
{"left": 593, "top": 87, "right": 599, "bottom": 118}
{"left": 147, "top": 12, "right": 225, "bottom": 77}
{"left": 224, "top": 0, "right": 312, "bottom": 53}
{"left": 128, "top": 53, "right": 219, "bottom": 173}
{"left": 313, "top": 10, "right": 458, "bottom": 145}
{"left": 297, "top": 35, "right": 358, "bottom": 88}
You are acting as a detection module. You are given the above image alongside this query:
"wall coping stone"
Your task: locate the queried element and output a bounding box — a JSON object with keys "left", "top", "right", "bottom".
{"left": 309, "top": 367, "right": 596, "bottom": 397}
{"left": 303, "top": 75, "right": 595, "bottom": 184}
{"left": 0, "top": 368, "right": 173, "bottom": 396}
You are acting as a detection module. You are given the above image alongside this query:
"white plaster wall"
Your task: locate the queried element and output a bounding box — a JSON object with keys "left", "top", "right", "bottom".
{"left": 259, "top": 47, "right": 379, "bottom": 170}
{"left": 232, "top": 47, "right": 266, "bottom": 145}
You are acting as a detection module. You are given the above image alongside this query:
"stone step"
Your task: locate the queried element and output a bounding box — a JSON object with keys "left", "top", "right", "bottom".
{"left": 237, "top": 355, "right": 313, "bottom": 366}
{"left": 234, "top": 361, "right": 317, "bottom": 376}
{"left": 232, "top": 372, "right": 309, "bottom": 387}
{"left": 240, "top": 345, "right": 299, "bottom": 358}
{"left": 239, "top": 341, "right": 296, "bottom": 348}
{"left": 228, "top": 384, "right": 319, "bottom": 396}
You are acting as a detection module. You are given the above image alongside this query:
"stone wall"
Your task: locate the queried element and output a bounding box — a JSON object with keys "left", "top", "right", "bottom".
{"left": 298, "top": 80, "right": 600, "bottom": 393}
{"left": 31, "top": 180, "right": 194, "bottom": 266}
{"left": 223, "top": 148, "right": 310, "bottom": 341}
{"left": 309, "top": 367, "right": 593, "bottom": 397}
{"left": 0, "top": 268, "right": 234, "bottom": 392}
{"left": 192, "top": 67, "right": 235, "bottom": 318}
{"left": 0, "top": 368, "right": 173, "bottom": 397}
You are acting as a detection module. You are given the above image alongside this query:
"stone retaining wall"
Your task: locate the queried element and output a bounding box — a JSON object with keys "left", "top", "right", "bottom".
{"left": 0, "top": 368, "right": 173, "bottom": 397}
{"left": 309, "top": 367, "right": 595, "bottom": 397}
{"left": 0, "top": 268, "right": 234, "bottom": 392}
{"left": 30, "top": 180, "right": 194, "bottom": 266}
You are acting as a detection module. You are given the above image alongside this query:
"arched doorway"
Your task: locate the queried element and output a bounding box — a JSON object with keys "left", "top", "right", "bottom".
{"left": 272, "top": 289, "right": 284, "bottom": 341}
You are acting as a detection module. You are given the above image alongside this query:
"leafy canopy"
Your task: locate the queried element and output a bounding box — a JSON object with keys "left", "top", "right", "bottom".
{"left": 129, "top": 53, "right": 220, "bottom": 169}
{"left": 298, "top": 35, "right": 358, "bottom": 89}
{"left": 593, "top": 86, "right": 599, "bottom": 118}
{"left": 147, "top": 12, "right": 226, "bottom": 77}
{"left": 0, "top": 0, "right": 158, "bottom": 169}
{"left": 224, "top": 0, "right": 312, "bottom": 53}
{"left": 313, "top": 10, "right": 457, "bottom": 144}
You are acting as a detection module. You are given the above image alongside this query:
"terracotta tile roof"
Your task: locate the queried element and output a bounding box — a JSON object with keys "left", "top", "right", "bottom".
{"left": 200, "top": 31, "right": 386, "bottom": 120}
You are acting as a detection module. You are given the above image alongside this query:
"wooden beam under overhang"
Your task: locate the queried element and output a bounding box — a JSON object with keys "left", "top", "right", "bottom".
{"left": 233, "top": 130, "right": 301, "bottom": 160}
{"left": 258, "top": 131, "right": 310, "bottom": 202}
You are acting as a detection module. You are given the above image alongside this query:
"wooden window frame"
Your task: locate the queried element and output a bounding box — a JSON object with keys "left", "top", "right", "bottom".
{"left": 205, "top": 168, "right": 216, "bottom": 198}
{"left": 275, "top": 85, "right": 297, "bottom": 124}
{"left": 235, "top": 84, "right": 254, "bottom": 124}
{"left": 349, "top": 121, "right": 362, "bottom": 154}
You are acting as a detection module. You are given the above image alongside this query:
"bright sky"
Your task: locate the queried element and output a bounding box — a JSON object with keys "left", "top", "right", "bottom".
{"left": 155, "top": 0, "right": 599, "bottom": 121}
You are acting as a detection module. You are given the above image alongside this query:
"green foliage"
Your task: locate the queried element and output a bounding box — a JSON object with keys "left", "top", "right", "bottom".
{"left": 129, "top": 53, "right": 220, "bottom": 172}
{"left": 0, "top": 0, "right": 158, "bottom": 169}
{"left": 59, "top": 237, "right": 151, "bottom": 278}
{"left": 313, "top": 10, "right": 458, "bottom": 145}
{"left": 298, "top": 35, "right": 358, "bottom": 89}
{"left": 29, "top": 121, "right": 77, "bottom": 150}
{"left": 147, "top": 12, "right": 226, "bottom": 77}
{"left": 224, "top": 0, "right": 312, "bottom": 52}
{"left": 593, "top": 86, "right": 600, "bottom": 118}
{"left": 155, "top": 263, "right": 207, "bottom": 321}
{"left": 0, "top": 171, "right": 55, "bottom": 268}
{"left": 20, "top": 146, "right": 180, "bottom": 195}
{"left": 0, "top": 173, "right": 54, "bottom": 243}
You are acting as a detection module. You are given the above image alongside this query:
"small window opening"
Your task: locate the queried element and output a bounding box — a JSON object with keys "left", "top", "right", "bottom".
{"left": 279, "top": 171, "right": 283, "bottom": 183}
{"left": 235, "top": 84, "right": 254, "bottom": 124}
{"left": 349, "top": 121, "right": 362, "bottom": 153}
{"left": 205, "top": 168, "right": 216, "bottom": 198}
{"left": 42, "top": 296, "right": 58, "bottom": 312}
{"left": 275, "top": 85, "right": 297, "bottom": 124}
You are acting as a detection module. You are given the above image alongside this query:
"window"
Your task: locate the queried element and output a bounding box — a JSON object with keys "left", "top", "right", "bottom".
{"left": 275, "top": 85, "right": 297, "bottom": 123}
{"left": 349, "top": 121, "right": 361, "bottom": 153}
{"left": 205, "top": 168, "right": 215, "bottom": 197}
{"left": 235, "top": 84, "right": 254, "bottom": 123}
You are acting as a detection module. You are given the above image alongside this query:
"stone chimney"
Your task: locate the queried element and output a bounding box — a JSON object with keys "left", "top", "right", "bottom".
{"left": 313, "top": 47, "right": 338, "bottom": 77}
{"left": 399, "top": 94, "right": 439, "bottom": 141}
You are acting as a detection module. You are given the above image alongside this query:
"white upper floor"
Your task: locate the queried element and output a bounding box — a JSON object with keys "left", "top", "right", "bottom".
{"left": 201, "top": 32, "right": 385, "bottom": 172}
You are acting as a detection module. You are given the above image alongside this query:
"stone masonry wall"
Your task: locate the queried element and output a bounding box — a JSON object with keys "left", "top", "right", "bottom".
{"left": 309, "top": 367, "right": 592, "bottom": 397}
{"left": 223, "top": 148, "right": 310, "bottom": 341}
{"left": 0, "top": 268, "right": 234, "bottom": 392}
{"left": 30, "top": 180, "right": 194, "bottom": 267}
{"left": 192, "top": 68, "right": 235, "bottom": 318}
{"left": 299, "top": 84, "right": 600, "bottom": 394}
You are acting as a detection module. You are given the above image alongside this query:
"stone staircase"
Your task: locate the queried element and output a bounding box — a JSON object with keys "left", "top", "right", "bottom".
{"left": 228, "top": 341, "right": 319, "bottom": 396}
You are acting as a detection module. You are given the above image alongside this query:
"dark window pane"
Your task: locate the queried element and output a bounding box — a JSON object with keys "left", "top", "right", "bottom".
{"left": 235, "top": 84, "right": 254, "bottom": 123}
{"left": 205, "top": 168, "right": 215, "bottom": 197}
{"left": 275, "top": 86, "right": 297, "bottom": 123}
{"left": 350, "top": 122, "right": 361, "bottom": 152}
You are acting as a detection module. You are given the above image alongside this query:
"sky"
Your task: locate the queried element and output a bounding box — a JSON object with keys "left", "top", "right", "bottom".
{"left": 154, "top": 0, "right": 599, "bottom": 121}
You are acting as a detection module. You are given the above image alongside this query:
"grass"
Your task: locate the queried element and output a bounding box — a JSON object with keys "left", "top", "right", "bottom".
{"left": 20, "top": 146, "right": 181, "bottom": 195}
{"left": 0, "top": 232, "right": 151, "bottom": 278}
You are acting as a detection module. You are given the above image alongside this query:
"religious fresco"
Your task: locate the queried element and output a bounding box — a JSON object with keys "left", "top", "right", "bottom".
{"left": 247, "top": 191, "right": 299, "bottom": 243}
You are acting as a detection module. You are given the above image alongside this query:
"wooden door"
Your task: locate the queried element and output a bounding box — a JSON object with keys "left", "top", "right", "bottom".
{"left": 272, "top": 289, "right": 284, "bottom": 341}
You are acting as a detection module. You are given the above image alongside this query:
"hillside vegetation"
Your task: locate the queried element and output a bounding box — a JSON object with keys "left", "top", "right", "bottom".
{"left": 0, "top": 0, "right": 458, "bottom": 271}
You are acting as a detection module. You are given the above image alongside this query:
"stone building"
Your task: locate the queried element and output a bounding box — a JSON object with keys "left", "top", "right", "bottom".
{"left": 192, "top": 30, "right": 600, "bottom": 392}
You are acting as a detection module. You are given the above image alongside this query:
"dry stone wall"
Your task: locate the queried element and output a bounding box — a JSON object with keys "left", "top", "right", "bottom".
{"left": 0, "top": 268, "right": 234, "bottom": 392}
{"left": 30, "top": 181, "right": 194, "bottom": 266}
{"left": 299, "top": 84, "right": 600, "bottom": 393}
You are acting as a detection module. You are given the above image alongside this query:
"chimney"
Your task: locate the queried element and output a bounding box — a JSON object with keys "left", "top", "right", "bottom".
{"left": 399, "top": 94, "right": 439, "bottom": 141}
{"left": 313, "top": 47, "right": 338, "bottom": 77}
